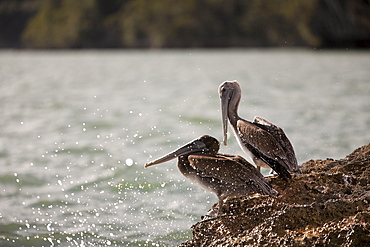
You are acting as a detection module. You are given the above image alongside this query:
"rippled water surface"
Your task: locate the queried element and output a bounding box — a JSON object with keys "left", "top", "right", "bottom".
{"left": 0, "top": 49, "right": 369, "bottom": 246}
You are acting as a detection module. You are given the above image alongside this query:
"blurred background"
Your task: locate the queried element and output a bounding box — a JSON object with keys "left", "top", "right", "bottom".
{"left": 1, "top": 0, "right": 369, "bottom": 49}
{"left": 1, "top": 1, "right": 369, "bottom": 247}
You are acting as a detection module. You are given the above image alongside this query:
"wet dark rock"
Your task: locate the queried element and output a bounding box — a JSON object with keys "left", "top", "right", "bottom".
{"left": 178, "top": 143, "right": 370, "bottom": 246}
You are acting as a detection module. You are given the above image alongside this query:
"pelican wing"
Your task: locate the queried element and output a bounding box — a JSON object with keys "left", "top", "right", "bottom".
{"left": 219, "top": 154, "right": 264, "bottom": 179}
{"left": 253, "top": 116, "right": 300, "bottom": 174}
{"left": 187, "top": 154, "right": 275, "bottom": 195}
{"left": 219, "top": 154, "right": 278, "bottom": 195}
{"left": 236, "top": 119, "right": 292, "bottom": 179}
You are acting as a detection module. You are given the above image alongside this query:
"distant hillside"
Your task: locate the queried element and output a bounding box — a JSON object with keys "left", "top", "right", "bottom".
{"left": 1, "top": 0, "right": 369, "bottom": 49}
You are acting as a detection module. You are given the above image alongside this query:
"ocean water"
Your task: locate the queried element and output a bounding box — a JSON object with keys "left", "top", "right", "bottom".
{"left": 0, "top": 49, "right": 369, "bottom": 246}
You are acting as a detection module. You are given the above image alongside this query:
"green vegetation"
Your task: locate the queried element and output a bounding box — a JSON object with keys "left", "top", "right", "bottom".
{"left": 22, "top": 0, "right": 99, "bottom": 48}
{"left": 0, "top": 0, "right": 369, "bottom": 48}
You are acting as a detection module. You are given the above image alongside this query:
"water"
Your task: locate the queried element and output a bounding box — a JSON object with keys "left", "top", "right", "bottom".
{"left": 0, "top": 49, "right": 369, "bottom": 246}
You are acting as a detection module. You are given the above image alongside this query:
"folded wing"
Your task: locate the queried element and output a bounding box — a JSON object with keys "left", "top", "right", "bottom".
{"left": 187, "top": 154, "right": 276, "bottom": 195}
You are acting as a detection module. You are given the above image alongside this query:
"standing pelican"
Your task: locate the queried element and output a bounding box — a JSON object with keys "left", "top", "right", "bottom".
{"left": 145, "top": 135, "right": 278, "bottom": 217}
{"left": 219, "top": 80, "right": 301, "bottom": 180}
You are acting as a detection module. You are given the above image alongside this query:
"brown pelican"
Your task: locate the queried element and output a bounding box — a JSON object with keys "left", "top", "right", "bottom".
{"left": 144, "top": 135, "right": 278, "bottom": 217}
{"left": 219, "top": 80, "right": 301, "bottom": 180}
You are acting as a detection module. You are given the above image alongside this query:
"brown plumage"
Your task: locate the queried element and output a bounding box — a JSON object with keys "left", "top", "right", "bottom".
{"left": 219, "top": 80, "right": 301, "bottom": 180}
{"left": 145, "top": 135, "right": 277, "bottom": 217}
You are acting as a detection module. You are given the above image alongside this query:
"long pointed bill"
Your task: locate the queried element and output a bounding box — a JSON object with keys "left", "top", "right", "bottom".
{"left": 220, "top": 91, "right": 231, "bottom": 146}
{"left": 144, "top": 139, "right": 208, "bottom": 168}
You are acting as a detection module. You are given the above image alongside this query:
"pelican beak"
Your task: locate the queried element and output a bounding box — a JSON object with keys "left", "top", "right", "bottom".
{"left": 144, "top": 139, "right": 208, "bottom": 168}
{"left": 219, "top": 87, "right": 232, "bottom": 146}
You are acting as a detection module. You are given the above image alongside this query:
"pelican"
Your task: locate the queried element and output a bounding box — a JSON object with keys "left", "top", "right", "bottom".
{"left": 145, "top": 135, "right": 278, "bottom": 218}
{"left": 219, "top": 80, "right": 301, "bottom": 180}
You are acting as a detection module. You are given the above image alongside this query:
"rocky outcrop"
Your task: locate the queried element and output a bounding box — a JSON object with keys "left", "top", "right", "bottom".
{"left": 179, "top": 143, "right": 370, "bottom": 246}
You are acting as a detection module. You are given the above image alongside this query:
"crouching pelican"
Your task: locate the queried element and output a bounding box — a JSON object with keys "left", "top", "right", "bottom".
{"left": 145, "top": 135, "right": 277, "bottom": 218}
{"left": 219, "top": 80, "right": 301, "bottom": 181}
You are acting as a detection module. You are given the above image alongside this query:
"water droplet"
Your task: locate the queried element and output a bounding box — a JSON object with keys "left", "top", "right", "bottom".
{"left": 126, "top": 158, "right": 133, "bottom": 166}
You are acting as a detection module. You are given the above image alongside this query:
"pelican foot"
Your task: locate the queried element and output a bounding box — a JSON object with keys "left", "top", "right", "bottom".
{"left": 201, "top": 207, "right": 219, "bottom": 221}
{"left": 201, "top": 214, "right": 218, "bottom": 222}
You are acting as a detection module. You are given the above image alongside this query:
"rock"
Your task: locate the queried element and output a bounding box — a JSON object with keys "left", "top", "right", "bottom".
{"left": 178, "top": 143, "right": 370, "bottom": 246}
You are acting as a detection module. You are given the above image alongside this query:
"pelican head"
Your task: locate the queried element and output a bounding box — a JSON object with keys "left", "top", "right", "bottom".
{"left": 218, "top": 80, "right": 242, "bottom": 146}
{"left": 144, "top": 135, "right": 219, "bottom": 168}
